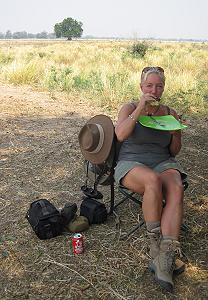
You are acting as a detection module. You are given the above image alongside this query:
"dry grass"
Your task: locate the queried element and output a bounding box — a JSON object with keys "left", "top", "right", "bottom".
{"left": 0, "top": 40, "right": 208, "bottom": 114}
{"left": 0, "top": 83, "right": 208, "bottom": 299}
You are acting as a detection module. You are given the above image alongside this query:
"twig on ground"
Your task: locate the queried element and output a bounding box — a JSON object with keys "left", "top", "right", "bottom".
{"left": 43, "top": 258, "right": 95, "bottom": 288}
{"left": 191, "top": 172, "right": 208, "bottom": 182}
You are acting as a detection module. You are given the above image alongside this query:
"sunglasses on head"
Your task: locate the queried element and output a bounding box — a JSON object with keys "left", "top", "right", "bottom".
{"left": 142, "top": 66, "right": 164, "bottom": 74}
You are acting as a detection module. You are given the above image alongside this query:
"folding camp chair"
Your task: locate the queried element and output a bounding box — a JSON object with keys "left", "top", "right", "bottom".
{"left": 81, "top": 142, "right": 189, "bottom": 240}
{"left": 79, "top": 116, "right": 188, "bottom": 240}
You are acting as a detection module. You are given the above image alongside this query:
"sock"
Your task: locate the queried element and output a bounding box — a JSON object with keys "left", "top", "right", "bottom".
{"left": 146, "top": 221, "right": 160, "bottom": 232}
{"left": 162, "top": 235, "right": 178, "bottom": 241}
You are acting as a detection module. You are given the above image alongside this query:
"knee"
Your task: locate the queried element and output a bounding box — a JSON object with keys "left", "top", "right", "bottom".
{"left": 145, "top": 172, "right": 162, "bottom": 192}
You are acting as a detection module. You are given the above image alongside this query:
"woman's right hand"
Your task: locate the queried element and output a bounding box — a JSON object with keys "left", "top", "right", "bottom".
{"left": 137, "top": 93, "right": 158, "bottom": 110}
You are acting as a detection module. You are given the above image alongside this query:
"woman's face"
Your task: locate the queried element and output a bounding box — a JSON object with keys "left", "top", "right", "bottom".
{"left": 140, "top": 73, "right": 165, "bottom": 100}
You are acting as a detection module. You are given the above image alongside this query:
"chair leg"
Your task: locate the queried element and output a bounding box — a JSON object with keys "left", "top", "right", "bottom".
{"left": 113, "top": 186, "right": 145, "bottom": 239}
{"left": 118, "top": 187, "right": 143, "bottom": 206}
{"left": 120, "top": 220, "right": 145, "bottom": 240}
{"left": 109, "top": 181, "right": 115, "bottom": 214}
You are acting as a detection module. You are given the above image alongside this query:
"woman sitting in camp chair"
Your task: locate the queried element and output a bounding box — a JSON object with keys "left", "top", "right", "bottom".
{"left": 114, "top": 66, "right": 188, "bottom": 292}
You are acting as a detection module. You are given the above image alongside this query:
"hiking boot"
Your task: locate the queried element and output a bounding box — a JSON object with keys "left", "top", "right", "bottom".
{"left": 147, "top": 229, "right": 185, "bottom": 276}
{"left": 149, "top": 239, "right": 181, "bottom": 292}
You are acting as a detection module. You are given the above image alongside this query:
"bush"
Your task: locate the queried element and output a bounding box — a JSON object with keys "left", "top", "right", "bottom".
{"left": 128, "top": 41, "right": 149, "bottom": 58}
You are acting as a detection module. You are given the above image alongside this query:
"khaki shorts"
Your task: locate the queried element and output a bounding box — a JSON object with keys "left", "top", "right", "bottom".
{"left": 114, "top": 157, "right": 188, "bottom": 185}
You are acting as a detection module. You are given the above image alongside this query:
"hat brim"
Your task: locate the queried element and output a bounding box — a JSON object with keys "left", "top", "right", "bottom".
{"left": 79, "top": 115, "right": 114, "bottom": 164}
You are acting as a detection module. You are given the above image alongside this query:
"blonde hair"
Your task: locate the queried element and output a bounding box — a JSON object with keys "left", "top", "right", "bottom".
{"left": 140, "top": 67, "right": 165, "bottom": 85}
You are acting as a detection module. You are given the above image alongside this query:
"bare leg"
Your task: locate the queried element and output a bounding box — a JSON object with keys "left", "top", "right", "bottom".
{"left": 159, "top": 169, "right": 184, "bottom": 239}
{"left": 123, "top": 166, "right": 185, "bottom": 280}
{"left": 122, "top": 166, "right": 163, "bottom": 222}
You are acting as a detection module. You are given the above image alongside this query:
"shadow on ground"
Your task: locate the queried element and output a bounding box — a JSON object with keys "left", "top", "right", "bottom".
{"left": 0, "top": 107, "right": 208, "bottom": 299}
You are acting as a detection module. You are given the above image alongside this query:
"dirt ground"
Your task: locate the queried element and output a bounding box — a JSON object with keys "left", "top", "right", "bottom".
{"left": 0, "top": 84, "right": 207, "bottom": 300}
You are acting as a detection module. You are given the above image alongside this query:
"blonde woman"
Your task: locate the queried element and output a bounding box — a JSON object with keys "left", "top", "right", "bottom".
{"left": 114, "top": 67, "right": 187, "bottom": 292}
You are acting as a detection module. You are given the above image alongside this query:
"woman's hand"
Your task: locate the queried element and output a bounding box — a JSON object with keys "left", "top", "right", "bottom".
{"left": 169, "top": 130, "right": 181, "bottom": 156}
{"left": 137, "top": 93, "right": 159, "bottom": 111}
{"left": 169, "top": 129, "right": 179, "bottom": 135}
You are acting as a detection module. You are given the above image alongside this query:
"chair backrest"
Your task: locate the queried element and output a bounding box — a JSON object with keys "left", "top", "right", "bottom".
{"left": 83, "top": 133, "right": 118, "bottom": 187}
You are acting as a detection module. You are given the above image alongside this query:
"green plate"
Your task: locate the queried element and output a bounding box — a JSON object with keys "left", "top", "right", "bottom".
{"left": 138, "top": 115, "right": 187, "bottom": 131}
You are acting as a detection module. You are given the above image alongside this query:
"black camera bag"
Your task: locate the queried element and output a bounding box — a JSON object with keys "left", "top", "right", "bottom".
{"left": 80, "top": 197, "right": 107, "bottom": 225}
{"left": 26, "top": 199, "right": 63, "bottom": 240}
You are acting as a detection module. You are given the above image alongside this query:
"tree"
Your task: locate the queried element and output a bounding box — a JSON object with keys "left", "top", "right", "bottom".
{"left": 36, "top": 31, "right": 48, "bottom": 39}
{"left": 54, "top": 17, "right": 83, "bottom": 40}
{"left": 27, "top": 33, "right": 36, "bottom": 39}
{"left": 13, "top": 31, "right": 27, "bottom": 39}
{"left": 54, "top": 23, "right": 62, "bottom": 38}
{"left": 5, "top": 30, "right": 12, "bottom": 39}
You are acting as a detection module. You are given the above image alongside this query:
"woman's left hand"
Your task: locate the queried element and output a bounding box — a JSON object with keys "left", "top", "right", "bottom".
{"left": 169, "top": 129, "right": 180, "bottom": 135}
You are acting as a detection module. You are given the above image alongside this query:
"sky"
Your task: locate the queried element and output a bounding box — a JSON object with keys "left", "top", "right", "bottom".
{"left": 1, "top": 0, "right": 208, "bottom": 40}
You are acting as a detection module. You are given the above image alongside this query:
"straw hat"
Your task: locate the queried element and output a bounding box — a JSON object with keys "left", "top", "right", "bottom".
{"left": 78, "top": 115, "right": 114, "bottom": 164}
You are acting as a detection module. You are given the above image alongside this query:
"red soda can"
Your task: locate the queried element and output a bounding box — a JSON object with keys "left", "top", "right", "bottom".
{"left": 72, "top": 233, "right": 84, "bottom": 254}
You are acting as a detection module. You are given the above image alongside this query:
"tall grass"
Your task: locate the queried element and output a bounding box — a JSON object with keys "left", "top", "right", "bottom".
{"left": 0, "top": 40, "right": 207, "bottom": 114}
